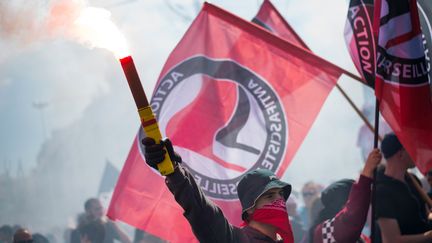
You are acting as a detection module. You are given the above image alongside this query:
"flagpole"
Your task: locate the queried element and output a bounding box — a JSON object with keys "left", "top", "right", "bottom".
{"left": 281, "top": 22, "right": 377, "bottom": 135}
{"left": 254, "top": 1, "right": 377, "bottom": 135}
{"left": 370, "top": 0, "right": 382, "bottom": 240}
{"left": 370, "top": 99, "right": 380, "bottom": 243}
{"left": 326, "top": 65, "right": 379, "bottom": 136}
{"left": 373, "top": 100, "right": 380, "bottom": 149}
{"left": 285, "top": 19, "right": 378, "bottom": 135}
{"left": 323, "top": 66, "right": 379, "bottom": 136}
{"left": 334, "top": 83, "right": 375, "bottom": 134}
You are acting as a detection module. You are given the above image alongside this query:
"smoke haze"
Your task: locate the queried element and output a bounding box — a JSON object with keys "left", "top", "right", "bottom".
{"left": 0, "top": 1, "right": 375, "bottom": 241}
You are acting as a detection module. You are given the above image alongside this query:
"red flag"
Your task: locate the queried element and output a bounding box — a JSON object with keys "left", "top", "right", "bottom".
{"left": 252, "top": 0, "right": 308, "bottom": 48}
{"left": 344, "top": 0, "right": 376, "bottom": 87}
{"left": 108, "top": 3, "right": 343, "bottom": 241}
{"left": 374, "top": 0, "right": 432, "bottom": 174}
{"left": 345, "top": 0, "right": 432, "bottom": 91}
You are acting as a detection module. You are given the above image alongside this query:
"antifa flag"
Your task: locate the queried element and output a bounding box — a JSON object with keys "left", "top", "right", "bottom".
{"left": 418, "top": 0, "right": 432, "bottom": 93}
{"left": 344, "top": 0, "right": 376, "bottom": 87}
{"left": 345, "top": 0, "right": 432, "bottom": 90}
{"left": 374, "top": 0, "right": 432, "bottom": 174}
{"left": 108, "top": 3, "right": 344, "bottom": 242}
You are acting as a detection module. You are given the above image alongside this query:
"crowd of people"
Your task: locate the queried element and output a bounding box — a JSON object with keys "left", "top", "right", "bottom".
{"left": 2, "top": 132, "right": 432, "bottom": 242}
{"left": 142, "top": 132, "right": 432, "bottom": 242}
{"left": 0, "top": 198, "right": 165, "bottom": 243}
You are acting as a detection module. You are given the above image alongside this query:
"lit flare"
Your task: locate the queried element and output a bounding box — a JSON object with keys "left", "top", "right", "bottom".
{"left": 72, "top": 7, "right": 130, "bottom": 58}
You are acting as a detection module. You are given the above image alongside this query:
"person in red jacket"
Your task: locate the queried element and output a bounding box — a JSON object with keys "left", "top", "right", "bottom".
{"left": 310, "top": 149, "right": 382, "bottom": 243}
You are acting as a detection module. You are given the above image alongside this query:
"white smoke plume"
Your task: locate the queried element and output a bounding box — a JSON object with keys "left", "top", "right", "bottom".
{"left": 0, "top": 0, "right": 78, "bottom": 44}
{"left": 0, "top": 0, "right": 128, "bottom": 58}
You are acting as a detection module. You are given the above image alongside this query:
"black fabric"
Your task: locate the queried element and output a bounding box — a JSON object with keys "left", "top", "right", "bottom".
{"left": 320, "top": 179, "right": 355, "bottom": 220}
{"left": 142, "top": 137, "right": 181, "bottom": 169}
{"left": 166, "top": 165, "right": 282, "bottom": 243}
{"left": 142, "top": 137, "right": 166, "bottom": 169}
{"left": 310, "top": 176, "right": 372, "bottom": 243}
{"left": 375, "top": 173, "right": 430, "bottom": 236}
{"left": 103, "top": 221, "right": 120, "bottom": 243}
{"left": 310, "top": 179, "right": 355, "bottom": 243}
{"left": 380, "top": 133, "right": 402, "bottom": 159}
{"left": 72, "top": 221, "right": 119, "bottom": 243}
{"left": 237, "top": 169, "right": 291, "bottom": 220}
{"left": 70, "top": 229, "right": 80, "bottom": 243}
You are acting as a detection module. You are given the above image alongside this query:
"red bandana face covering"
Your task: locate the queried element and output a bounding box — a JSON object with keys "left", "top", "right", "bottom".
{"left": 248, "top": 199, "right": 294, "bottom": 243}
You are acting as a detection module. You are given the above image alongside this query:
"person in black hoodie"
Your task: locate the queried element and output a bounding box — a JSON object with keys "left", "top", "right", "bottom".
{"left": 143, "top": 137, "right": 294, "bottom": 243}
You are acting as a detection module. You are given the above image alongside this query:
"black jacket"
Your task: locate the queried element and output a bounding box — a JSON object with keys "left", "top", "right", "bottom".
{"left": 165, "top": 165, "right": 281, "bottom": 243}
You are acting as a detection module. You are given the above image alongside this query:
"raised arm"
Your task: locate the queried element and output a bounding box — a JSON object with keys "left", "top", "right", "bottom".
{"left": 335, "top": 149, "right": 381, "bottom": 224}
{"left": 142, "top": 137, "right": 237, "bottom": 242}
{"left": 315, "top": 149, "right": 381, "bottom": 242}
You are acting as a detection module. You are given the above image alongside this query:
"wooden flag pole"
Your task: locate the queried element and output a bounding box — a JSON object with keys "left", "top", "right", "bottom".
{"left": 254, "top": 7, "right": 377, "bottom": 136}
{"left": 334, "top": 83, "right": 375, "bottom": 134}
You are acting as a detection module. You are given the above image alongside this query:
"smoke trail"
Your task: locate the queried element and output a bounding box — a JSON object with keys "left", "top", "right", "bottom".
{"left": 0, "top": 0, "right": 75, "bottom": 44}
{"left": 0, "top": 0, "right": 128, "bottom": 57}
{"left": 0, "top": 1, "right": 43, "bottom": 43}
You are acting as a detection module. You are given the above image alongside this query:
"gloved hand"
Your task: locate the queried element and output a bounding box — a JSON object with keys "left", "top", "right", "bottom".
{"left": 141, "top": 137, "right": 182, "bottom": 170}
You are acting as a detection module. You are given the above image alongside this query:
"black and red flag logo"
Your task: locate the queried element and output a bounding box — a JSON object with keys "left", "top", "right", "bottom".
{"left": 109, "top": 3, "right": 343, "bottom": 241}
{"left": 374, "top": 0, "right": 432, "bottom": 174}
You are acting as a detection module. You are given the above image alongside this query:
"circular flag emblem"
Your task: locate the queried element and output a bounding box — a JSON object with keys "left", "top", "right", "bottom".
{"left": 139, "top": 56, "right": 288, "bottom": 200}
{"left": 418, "top": 1, "right": 432, "bottom": 88}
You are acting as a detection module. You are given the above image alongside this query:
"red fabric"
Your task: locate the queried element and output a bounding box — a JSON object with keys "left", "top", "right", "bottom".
{"left": 108, "top": 3, "right": 342, "bottom": 242}
{"left": 343, "top": 0, "right": 375, "bottom": 87}
{"left": 313, "top": 175, "right": 372, "bottom": 243}
{"left": 254, "top": 0, "right": 308, "bottom": 48}
{"left": 361, "top": 233, "right": 371, "bottom": 243}
{"left": 107, "top": 139, "right": 196, "bottom": 242}
{"left": 249, "top": 199, "right": 294, "bottom": 243}
{"left": 373, "top": 0, "right": 432, "bottom": 174}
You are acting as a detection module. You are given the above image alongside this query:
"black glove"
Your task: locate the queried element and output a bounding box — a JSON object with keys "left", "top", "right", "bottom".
{"left": 141, "top": 137, "right": 182, "bottom": 170}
